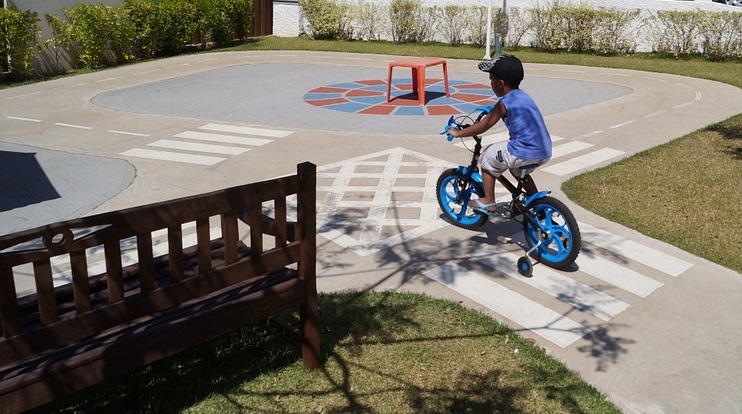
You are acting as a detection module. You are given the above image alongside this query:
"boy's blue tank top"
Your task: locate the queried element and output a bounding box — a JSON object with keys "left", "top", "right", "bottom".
{"left": 500, "top": 89, "right": 552, "bottom": 160}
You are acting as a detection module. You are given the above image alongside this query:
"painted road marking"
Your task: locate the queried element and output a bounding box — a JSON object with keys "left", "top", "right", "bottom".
{"left": 580, "top": 223, "right": 692, "bottom": 277}
{"left": 109, "top": 129, "right": 150, "bottom": 137}
{"left": 6, "top": 116, "right": 41, "bottom": 122}
{"left": 4, "top": 91, "right": 42, "bottom": 100}
{"left": 424, "top": 262, "right": 591, "bottom": 348}
{"left": 470, "top": 244, "right": 630, "bottom": 321}
{"left": 121, "top": 123, "right": 292, "bottom": 164}
{"left": 199, "top": 123, "right": 293, "bottom": 138}
{"left": 508, "top": 231, "right": 664, "bottom": 298}
{"left": 54, "top": 123, "right": 93, "bottom": 130}
{"left": 541, "top": 148, "right": 625, "bottom": 176}
{"left": 148, "top": 139, "right": 249, "bottom": 155}
{"left": 120, "top": 148, "right": 226, "bottom": 165}
{"left": 175, "top": 130, "right": 272, "bottom": 146}
{"left": 317, "top": 147, "right": 449, "bottom": 256}
{"left": 551, "top": 141, "right": 594, "bottom": 159}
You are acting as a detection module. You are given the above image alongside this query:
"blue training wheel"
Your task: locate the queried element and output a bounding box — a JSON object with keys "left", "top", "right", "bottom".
{"left": 517, "top": 256, "right": 533, "bottom": 277}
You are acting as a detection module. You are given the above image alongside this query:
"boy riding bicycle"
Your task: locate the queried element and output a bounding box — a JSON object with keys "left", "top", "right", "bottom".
{"left": 446, "top": 54, "right": 552, "bottom": 215}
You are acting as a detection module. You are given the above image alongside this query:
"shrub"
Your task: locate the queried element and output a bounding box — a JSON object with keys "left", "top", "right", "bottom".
{"left": 530, "top": 1, "right": 566, "bottom": 52}
{"left": 300, "top": 0, "right": 351, "bottom": 40}
{"left": 561, "top": 5, "right": 598, "bottom": 53}
{"left": 441, "top": 5, "right": 467, "bottom": 45}
{"left": 649, "top": 10, "right": 704, "bottom": 58}
{"left": 354, "top": 0, "right": 384, "bottom": 41}
{"left": 592, "top": 9, "right": 640, "bottom": 55}
{"left": 0, "top": 5, "right": 41, "bottom": 78}
{"left": 388, "top": 0, "right": 422, "bottom": 43}
{"left": 129, "top": 0, "right": 196, "bottom": 56}
{"left": 51, "top": 4, "right": 136, "bottom": 68}
{"left": 697, "top": 11, "right": 742, "bottom": 61}
{"left": 466, "top": 6, "right": 489, "bottom": 47}
{"left": 504, "top": 7, "right": 531, "bottom": 50}
{"left": 416, "top": 5, "right": 441, "bottom": 43}
{"left": 193, "top": 0, "right": 251, "bottom": 47}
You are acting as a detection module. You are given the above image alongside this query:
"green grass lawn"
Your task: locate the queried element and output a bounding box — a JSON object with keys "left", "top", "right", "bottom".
{"left": 11, "top": 37, "right": 741, "bottom": 413}
{"left": 31, "top": 292, "right": 622, "bottom": 414}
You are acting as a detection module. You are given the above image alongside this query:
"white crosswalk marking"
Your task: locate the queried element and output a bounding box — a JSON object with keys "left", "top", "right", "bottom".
{"left": 469, "top": 244, "right": 630, "bottom": 322}
{"left": 542, "top": 148, "right": 625, "bottom": 176}
{"left": 199, "top": 123, "right": 293, "bottom": 138}
{"left": 424, "top": 262, "right": 591, "bottom": 348}
{"left": 579, "top": 223, "right": 692, "bottom": 277}
{"left": 120, "top": 123, "right": 292, "bottom": 165}
{"left": 551, "top": 141, "right": 594, "bottom": 159}
{"left": 175, "top": 130, "right": 272, "bottom": 146}
{"left": 507, "top": 231, "right": 665, "bottom": 297}
{"left": 120, "top": 148, "right": 226, "bottom": 165}
{"left": 148, "top": 139, "right": 249, "bottom": 155}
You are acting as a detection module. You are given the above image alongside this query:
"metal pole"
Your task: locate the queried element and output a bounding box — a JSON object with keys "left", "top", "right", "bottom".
{"left": 494, "top": 0, "right": 507, "bottom": 57}
{"left": 484, "top": 0, "right": 493, "bottom": 60}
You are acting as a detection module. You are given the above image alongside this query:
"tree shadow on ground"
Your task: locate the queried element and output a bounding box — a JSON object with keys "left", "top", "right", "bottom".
{"left": 710, "top": 119, "right": 742, "bottom": 159}
{"left": 33, "top": 292, "right": 616, "bottom": 414}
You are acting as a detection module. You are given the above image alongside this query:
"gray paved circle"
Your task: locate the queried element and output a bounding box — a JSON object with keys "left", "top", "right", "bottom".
{"left": 93, "top": 63, "right": 631, "bottom": 134}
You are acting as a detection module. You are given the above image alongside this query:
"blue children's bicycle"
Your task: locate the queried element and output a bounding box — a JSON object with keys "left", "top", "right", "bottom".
{"left": 437, "top": 106, "right": 581, "bottom": 277}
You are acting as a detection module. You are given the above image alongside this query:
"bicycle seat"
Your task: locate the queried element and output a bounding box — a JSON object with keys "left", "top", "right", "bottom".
{"left": 514, "top": 163, "right": 542, "bottom": 179}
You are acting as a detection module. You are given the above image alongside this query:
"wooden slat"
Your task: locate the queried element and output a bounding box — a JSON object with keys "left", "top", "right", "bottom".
{"left": 0, "top": 266, "right": 21, "bottom": 338}
{"left": 196, "top": 218, "right": 212, "bottom": 273}
{"left": 168, "top": 226, "right": 183, "bottom": 282}
{"left": 70, "top": 251, "right": 91, "bottom": 314}
{"left": 222, "top": 212, "right": 239, "bottom": 265}
{"left": 274, "top": 198, "right": 287, "bottom": 246}
{"left": 137, "top": 233, "right": 155, "bottom": 293}
{"left": 104, "top": 241, "right": 124, "bottom": 303}
{"left": 33, "top": 259, "right": 58, "bottom": 326}
{"left": 248, "top": 202, "right": 263, "bottom": 257}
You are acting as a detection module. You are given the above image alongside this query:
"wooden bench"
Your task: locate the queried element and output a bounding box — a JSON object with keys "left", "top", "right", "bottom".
{"left": 0, "top": 162, "right": 320, "bottom": 414}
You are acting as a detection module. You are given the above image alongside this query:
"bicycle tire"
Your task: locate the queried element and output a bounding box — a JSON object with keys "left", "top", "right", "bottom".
{"left": 522, "top": 196, "right": 581, "bottom": 270}
{"left": 436, "top": 168, "right": 488, "bottom": 230}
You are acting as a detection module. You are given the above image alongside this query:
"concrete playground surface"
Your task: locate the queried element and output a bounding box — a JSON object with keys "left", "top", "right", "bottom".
{"left": 1, "top": 50, "right": 742, "bottom": 414}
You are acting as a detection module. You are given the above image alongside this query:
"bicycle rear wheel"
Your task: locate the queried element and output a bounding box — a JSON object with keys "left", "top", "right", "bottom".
{"left": 522, "top": 196, "right": 580, "bottom": 269}
{"left": 436, "top": 168, "right": 488, "bottom": 230}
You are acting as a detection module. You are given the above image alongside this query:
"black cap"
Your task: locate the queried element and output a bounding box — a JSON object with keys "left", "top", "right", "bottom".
{"left": 478, "top": 54, "right": 524, "bottom": 88}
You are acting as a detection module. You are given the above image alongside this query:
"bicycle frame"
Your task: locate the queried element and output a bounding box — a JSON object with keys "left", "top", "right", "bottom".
{"left": 444, "top": 112, "right": 550, "bottom": 225}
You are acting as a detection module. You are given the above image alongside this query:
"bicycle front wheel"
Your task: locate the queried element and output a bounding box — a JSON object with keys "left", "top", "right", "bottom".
{"left": 522, "top": 196, "right": 581, "bottom": 270}
{"left": 436, "top": 168, "right": 488, "bottom": 230}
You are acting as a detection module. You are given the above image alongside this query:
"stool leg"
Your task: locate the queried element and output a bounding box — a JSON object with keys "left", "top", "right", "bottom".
{"left": 386, "top": 65, "right": 394, "bottom": 102}
{"left": 418, "top": 66, "right": 426, "bottom": 105}
{"left": 411, "top": 68, "right": 418, "bottom": 97}
{"left": 442, "top": 62, "right": 450, "bottom": 98}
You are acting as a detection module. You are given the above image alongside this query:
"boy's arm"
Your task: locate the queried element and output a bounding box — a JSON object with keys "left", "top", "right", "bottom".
{"left": 449, "top": 101, "right": 506, "bottom": 138}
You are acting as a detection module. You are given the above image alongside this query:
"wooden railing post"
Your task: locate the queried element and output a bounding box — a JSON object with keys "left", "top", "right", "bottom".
{"left": 297, "top": 162, "right": 320, "bottom": 369}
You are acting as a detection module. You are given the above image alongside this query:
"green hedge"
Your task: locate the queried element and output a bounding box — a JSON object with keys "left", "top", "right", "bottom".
{"left": 0, "top": 5, "right": 41, "bottom": 78}
{"left": 3, "top": 0, "right": 253, "bottom": 76}
{"left": 299, "top": 0, "right": 741, "bottom": 60}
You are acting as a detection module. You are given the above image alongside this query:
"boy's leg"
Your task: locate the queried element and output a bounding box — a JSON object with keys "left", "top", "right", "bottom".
{"left": 481, "top": 169, "right": 497, "bottom": 204}
{"left": 520, "top": 174, "right": 538, "bottom": 196}
{"left": 468, "top": 169, "right": 498, "bottom": 212}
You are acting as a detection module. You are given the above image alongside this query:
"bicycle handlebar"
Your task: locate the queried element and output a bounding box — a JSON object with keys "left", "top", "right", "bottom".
{"left": 439, "top": 104, "right": 495, "bottom": 141}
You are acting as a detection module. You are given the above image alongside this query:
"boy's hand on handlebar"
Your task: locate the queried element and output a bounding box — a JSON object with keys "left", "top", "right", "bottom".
{"left": 440, "top": 122, "right": 461, "bottom": 142}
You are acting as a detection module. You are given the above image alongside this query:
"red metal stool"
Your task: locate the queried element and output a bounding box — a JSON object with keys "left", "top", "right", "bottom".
{"left": 386, "top": 57, "right": 450, "bottom": 105}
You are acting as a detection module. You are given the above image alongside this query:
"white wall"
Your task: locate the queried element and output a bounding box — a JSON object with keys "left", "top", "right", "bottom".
{"left": 276, "top": 0, "right": 741, "bottom": 52}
